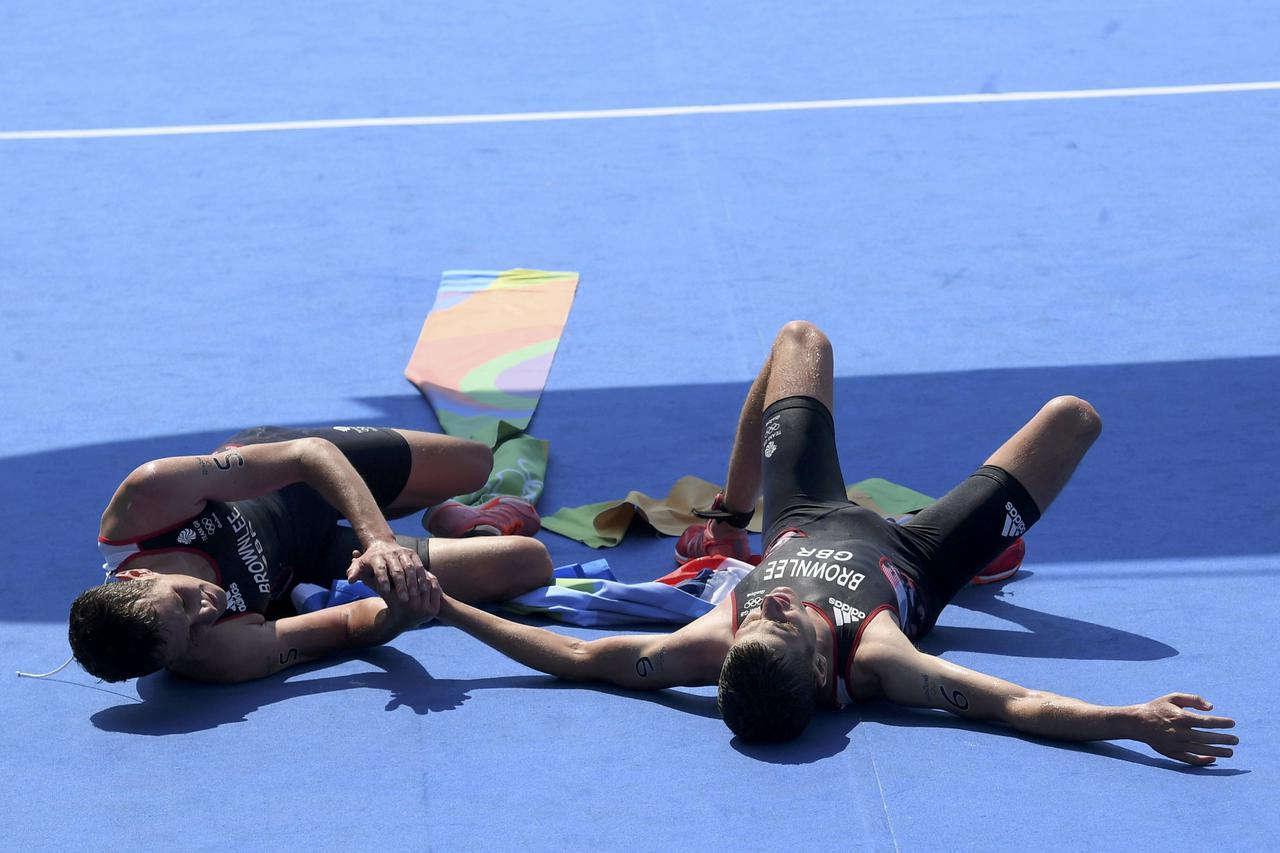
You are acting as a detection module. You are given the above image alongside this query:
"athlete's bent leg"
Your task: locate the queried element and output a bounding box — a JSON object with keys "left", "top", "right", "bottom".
{"left": 424, "top": 536, "right": 553, "bottom": 603}
{"left": 721, "top": 321, "right": 835, "bottom": 516}
{"left": 898, "top": 396, "right": 1102, "bottom": 631}
{"left": 680, "top": 322, "right": 837, "bottom": 561}
{"left": 982, "top": 395, "right": 1102, "bottom": 515}
{"left": 386, "top": 429, "right": 493, "bottom": 511}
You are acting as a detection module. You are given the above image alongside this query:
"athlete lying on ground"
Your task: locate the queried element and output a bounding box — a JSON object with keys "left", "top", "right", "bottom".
{"left": 70, "top": 426, "right": 547, "bottom": 683}
{"left": 440, "top": 321, "right": 1238, "bottom": 766}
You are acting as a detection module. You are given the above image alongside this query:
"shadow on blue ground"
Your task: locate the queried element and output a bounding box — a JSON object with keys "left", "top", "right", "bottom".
{"left": 83, "top": 577, "right": 1171, "bottom": 739}
{"left": 923, "top": 571, "right": 1177, "bottom": 660}
{"left": 88, "top": 643, "right": 720, "bottom": 736}
{"left": 88, "top": 649, "right": 1249, "bottom": 773}
{"left": 4, "top": 354, "right": 1276, "bottom": 625}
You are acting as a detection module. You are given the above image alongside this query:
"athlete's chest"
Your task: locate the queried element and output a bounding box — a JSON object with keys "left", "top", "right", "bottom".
{"left": 742, "top": 540, "right": 886, "bottom": 604}
{"left": 141, "top": 501, "right": 291, "bottom": 613}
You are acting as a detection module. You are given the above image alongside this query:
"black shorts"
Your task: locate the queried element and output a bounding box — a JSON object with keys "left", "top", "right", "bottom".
{"left": 213, "top": 426, "right": 427, "bottom": 599}
{"left": 761, "top": 396, "right": 1042, "bottom": 635}
{"left": 215, "top": 425, "right": 412, "bottom": 506}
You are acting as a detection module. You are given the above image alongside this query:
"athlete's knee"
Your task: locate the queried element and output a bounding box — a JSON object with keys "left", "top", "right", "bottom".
{"left": 456, "top": 440, "right": 495, "bottom": 488}
{"left": 1042, "top": 395, "right": 1102, "bottom": 442}
{"left": 498, "top": 536, "right": 553, "bottom": 594}
{"left": 773, "top": 320, "right": 831, "bottom": 356}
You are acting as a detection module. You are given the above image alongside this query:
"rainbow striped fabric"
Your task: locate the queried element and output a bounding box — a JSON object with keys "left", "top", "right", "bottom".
{"left": 405, "top": 269, "right": 579, "bottom": 439}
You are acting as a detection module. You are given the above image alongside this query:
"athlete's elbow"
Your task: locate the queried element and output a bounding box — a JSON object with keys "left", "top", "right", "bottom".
{"left": 119, "top": 461, "right": 166, "bottom": 498}
{"left": 293, "top": 436, "right": 339, "bottom": 474}
{"left": 560, "top": 639, "right": 597, "bottom": 681}
{"left": 1002, "top": 690, "right": 1062, "bottom": 729}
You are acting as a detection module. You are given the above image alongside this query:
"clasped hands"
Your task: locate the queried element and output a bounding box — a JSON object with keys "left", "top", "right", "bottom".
{"left": 346, "top": 538, "right": 442, "bottom": 624}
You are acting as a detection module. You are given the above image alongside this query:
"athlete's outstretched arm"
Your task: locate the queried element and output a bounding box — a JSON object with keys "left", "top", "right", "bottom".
{"left": 437, "top": 596, "right": 727, "bottom": 690}
{"left": 860, "top": 631, "right": 1238, "bottom": 766}
{"left": 100, "top": 438, "right": 427, "bottom": 601}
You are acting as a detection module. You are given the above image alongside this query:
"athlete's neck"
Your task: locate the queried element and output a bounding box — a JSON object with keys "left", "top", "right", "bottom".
{"left": 804, "top": 605, "right": 836, "bottom": 697}
{"left": 137, "top": 551, "right": 220, "bottom": 584}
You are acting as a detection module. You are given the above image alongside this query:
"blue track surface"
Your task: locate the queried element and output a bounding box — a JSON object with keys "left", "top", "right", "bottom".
{"left": 2, "top": 3, "right": 1277, "bottom": 851}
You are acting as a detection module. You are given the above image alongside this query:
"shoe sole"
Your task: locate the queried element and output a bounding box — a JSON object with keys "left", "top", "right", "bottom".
{"left": 674, "top": 544, "right": 751, "bottom": 565}
{"left": 426, "top": 497, "right": 539, "bottom": 538}
{"left": 970, "top": 566, "right": 1020, "bottom": 585}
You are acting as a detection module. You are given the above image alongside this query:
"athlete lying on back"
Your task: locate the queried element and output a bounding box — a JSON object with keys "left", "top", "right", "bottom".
{"left": 440, "top": 322, "right": 1238, "bottom": 766}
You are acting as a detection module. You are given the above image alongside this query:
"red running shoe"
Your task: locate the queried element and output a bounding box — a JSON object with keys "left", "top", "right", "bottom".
{"left": 971, "top": 538, "right": 1025, "bottom": 585}
{"left": 674, "top": 519, "right": 752, "bottom": 565}
{"left": 424, "top": 496, "right": 541, "bottom": 537}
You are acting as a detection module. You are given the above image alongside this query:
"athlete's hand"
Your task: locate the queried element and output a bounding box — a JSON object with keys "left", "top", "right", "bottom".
{"left": 1132, "top": 693, "right": 1238, "bottom": 766}
{"left": 347, "top": 539, "right": 430, "bottom": 604}
{"left": 382, "top": 569, "right": 443, "bottom": 630}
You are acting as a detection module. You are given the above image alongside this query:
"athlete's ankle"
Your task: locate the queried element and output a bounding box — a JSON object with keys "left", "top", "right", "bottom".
{"left": 708, "top": 517, "right": 745, "bottom": 538}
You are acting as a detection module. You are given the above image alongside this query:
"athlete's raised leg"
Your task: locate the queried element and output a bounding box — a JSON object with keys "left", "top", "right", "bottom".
{"left": 678, "top": 322, "right": 838, "bottom": 562}
{"left": 982, "top": 395, "right": 1102, "bottom": 515}
{"left": 897, "top": 395, "right": 1102, "bottom": 630}
{"left": 721, "top": 321, "right": 835, "bottom": 514}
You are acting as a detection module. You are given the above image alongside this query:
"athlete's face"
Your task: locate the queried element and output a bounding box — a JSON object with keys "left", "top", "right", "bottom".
{"left": 733, "top": 587, "right": 820, "bottom": 673}
{"left": 119, "top": 569, "right": 227, "bottom": 662}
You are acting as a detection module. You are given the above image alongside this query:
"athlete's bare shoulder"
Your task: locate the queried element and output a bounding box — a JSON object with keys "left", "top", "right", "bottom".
{"left": 846, "top": 608, "right": 912, "bottom": 698}
{"left": 675, "top": 599, "right": 738, "bottom": 671}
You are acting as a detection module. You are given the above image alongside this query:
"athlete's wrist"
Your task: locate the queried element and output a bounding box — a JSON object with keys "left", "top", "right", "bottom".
{"left": 353, "top": 524, "right": 398, "bottom": 549}
{"left": 1116, "top": 703, "right": 1154, "bottom": 741}
{"left": 346, "top": 598, "right": 401, "bottom": 647}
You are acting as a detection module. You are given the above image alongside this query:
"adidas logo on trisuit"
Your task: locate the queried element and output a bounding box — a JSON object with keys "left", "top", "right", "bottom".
{"left": 1002, "top": 501, "right": 1027, "bottom": 538}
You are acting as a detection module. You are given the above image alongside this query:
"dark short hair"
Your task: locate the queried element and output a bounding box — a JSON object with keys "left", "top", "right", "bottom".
{"left": 68, "top": 581, "right": 168, "bottom": 682}
{"left": 717, "top": 640, "right": 816, "bottom": 742}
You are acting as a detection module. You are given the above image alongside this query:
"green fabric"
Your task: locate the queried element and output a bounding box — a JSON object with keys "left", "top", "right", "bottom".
{"left": 845, "top": 477, "right": 935, "bottom": 516}
{"left": 542, "top": 476, "right": 938, "bottom": 548}
{"left": 436, "top": 413, "right": 549, "bottom": 506}
{"left": 434, "top": 412, "right": 525, "bottom": 446}
{"left": 542, "top": 499, "right": 631, "bottom": 548}
{"left": 501, "top": 577, "right": 601, "bottom": 616}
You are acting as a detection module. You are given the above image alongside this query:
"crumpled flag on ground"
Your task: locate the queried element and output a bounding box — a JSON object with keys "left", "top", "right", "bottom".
{"left": 502, "top": 556, "right": 755, "bottom": 627}
{"left": 404, "top": 269, "right": 578, "bottom": 506}
{"left": 541, "top": 475, "right": 935, "bottom": 548}
{"left": 294, "top": 557, "right": 756, "bottom": 627}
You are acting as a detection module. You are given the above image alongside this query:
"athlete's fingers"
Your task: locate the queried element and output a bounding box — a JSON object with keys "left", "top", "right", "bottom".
{"left": 370, "top": 559, "right": 390, "bottom": 596}
{"left": 1166, "top": 693, "right": 1212, "bottom": 710}
{"left": 1168, "top": 751, "right": 1216, "bottom": 767}
{"left": 1183, "top": 713, "right": 1236, "bottom": 729}
{"left": 388, "top": 561, "right": 408, "bottom": 601}
{"left": 1183, "top": 743, "right": 1234, "bottom": 759}
{"left": 413, "top": 560, "right": 431, "bottom": 599}
{"left": 402, "top": 556, "right": 422, "bottom": 604}
{"left": 1187, "top": 729, "right": 1240, "bottom": 746}
{"left": 425, "top": 573, "right": 442, "bottom": 617}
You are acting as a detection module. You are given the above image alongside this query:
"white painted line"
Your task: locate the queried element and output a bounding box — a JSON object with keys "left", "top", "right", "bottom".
{"left": 3, "top": 80, "right": 1279, "bottom": 141}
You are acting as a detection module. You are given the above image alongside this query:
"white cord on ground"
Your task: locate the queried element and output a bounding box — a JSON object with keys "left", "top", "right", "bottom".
{"left": 17, "top": 655, "right": 75, "bottom": 678}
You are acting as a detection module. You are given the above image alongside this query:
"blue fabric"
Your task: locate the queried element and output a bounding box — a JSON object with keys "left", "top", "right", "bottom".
{"left": 503, "top": 559, "right": 717, "bottom": 626}
{"left": 295, "top": 580, "right": 380, "bottom": 613}
{"left": 550, "top": 559, "right": 615, "bottom": 581}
